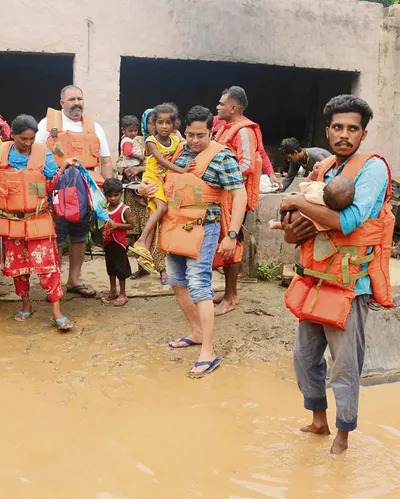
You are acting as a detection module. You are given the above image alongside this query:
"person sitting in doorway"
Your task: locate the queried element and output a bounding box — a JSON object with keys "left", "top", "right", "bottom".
{"left": 279, "top": 137, "right": 330, "bottom": 192}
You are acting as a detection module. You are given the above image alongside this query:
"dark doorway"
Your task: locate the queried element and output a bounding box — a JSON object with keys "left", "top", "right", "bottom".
{"left": 120, "top": 57, "right": 356, "bottom": 169}
{"left": 0, "top": 53, "right": 74, "bottom": 125}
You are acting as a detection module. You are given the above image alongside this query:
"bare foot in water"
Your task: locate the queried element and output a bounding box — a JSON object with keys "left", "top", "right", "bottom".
{"left": 330, "top": 431, "right": 349, "bottom": 455}
{"left": 214, "top": 298, "right": 238, "bottom": 316}
{"left": 300, "top": 423, "right": 331, "bottom": 435}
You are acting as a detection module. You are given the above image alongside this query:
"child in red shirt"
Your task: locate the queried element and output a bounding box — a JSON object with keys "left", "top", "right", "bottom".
{"left": 102, "top": 178, "right": 135, "bottom": 306}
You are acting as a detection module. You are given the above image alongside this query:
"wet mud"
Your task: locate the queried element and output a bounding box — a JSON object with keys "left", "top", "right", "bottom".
{"left": 0, "top": 282, "right": 399, "bottom": 498}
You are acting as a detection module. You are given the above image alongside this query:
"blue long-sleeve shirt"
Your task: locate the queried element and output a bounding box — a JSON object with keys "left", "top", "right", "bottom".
{"left": 324, "top": 155, "right": 389, "bottom": 296}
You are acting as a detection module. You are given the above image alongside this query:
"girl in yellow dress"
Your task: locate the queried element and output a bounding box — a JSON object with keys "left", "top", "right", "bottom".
{"left": 131, "top": 103, "right": 185, "bottom": 272}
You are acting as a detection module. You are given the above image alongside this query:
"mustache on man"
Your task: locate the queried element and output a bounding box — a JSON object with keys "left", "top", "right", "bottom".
{"left": 335, "top": 140, "right": 353, "bottom": 147}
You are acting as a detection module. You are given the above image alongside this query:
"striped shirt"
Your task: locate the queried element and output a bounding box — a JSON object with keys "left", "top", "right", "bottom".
{"left": 174, "top": 144, "right": 244, "bottom": 222}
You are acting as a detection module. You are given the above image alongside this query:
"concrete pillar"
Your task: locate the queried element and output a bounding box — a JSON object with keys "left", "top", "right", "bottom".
{"left": 73, "top": 20, "right": 121, "bottom": 160}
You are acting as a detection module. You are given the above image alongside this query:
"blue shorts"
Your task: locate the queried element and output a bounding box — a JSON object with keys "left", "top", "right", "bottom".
{"left": 166, "top": 222, "right": 221, "bottom": 303}
{"left": 55, "top": 212, "right": 91, "bottom": 245}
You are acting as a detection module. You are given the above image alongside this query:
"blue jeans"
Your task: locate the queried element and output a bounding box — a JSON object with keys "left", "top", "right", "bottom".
{"left": 166, "top": 222, "right": 221, "bottom": 304}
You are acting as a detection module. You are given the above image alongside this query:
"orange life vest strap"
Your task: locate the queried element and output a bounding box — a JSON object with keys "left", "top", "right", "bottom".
{"left": 82, "top": 114, "right": 96, "bottom": 134}
{"left": 0, "top": 140, "right": 13, "bottom": 167}
{"left": 172, "top": 142, "right": 185, "bottom": 162}
{"left": 27, "top": 143, "right": 47, "bottom": 171}
{"left": 317, "top": 153, "right": 393, "bottom": 203}
{"left": 172, "top": 141, "right": 225, "bottom": 178}
{"left": 46, "top": 108, "right": 63, "bottom": 133}
{"left": 215, "top": 118, "right": 258, "bottom": 144}
{"left": 0, "top": 142, "right": 46, "bottom": 171}
{"left": 46, "top": 107, "right": 96, "bottom": 135}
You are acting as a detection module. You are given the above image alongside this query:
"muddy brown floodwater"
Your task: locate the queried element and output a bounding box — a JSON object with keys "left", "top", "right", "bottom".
{"left": 0, "top": 282, "right": 399, "bottom": 498}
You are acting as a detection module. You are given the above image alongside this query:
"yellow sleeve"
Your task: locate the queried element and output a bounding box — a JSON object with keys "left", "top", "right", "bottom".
{"left": 171, "top": 134, "right": 180, "bottom": 152}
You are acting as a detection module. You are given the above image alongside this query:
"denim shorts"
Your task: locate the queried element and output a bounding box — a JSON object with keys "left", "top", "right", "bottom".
{"left": 55, "top": 212, "right": 92, "bottom": 245}
{"left": 166, "top": 222, "right": 221, "bottom": 303}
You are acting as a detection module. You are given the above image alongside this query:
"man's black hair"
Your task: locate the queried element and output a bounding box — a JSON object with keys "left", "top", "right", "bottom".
{"left": 121, "top": 115, "right": 139, "bottom": 129}
{"left": 185, "top": 106, "right": 213, "bottom": 130}
{"left": 104, "top": 178, "right": 123, "bottom": 196}
{"left": 226, "top": 86, "right": 248, "bottom": 111}
{"left": 279, "top": 137, "right": 302, "bottom": 156}
{"left": 323, "top": 94, "right": 373, "bottom": 130}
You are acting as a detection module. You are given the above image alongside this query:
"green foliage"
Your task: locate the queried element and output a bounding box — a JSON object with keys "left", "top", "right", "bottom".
{"left": 362, "top": 0, "right": 399, "bottom": 6}
{"left": 257, "top": 261, "right": 283, "bottom": 281}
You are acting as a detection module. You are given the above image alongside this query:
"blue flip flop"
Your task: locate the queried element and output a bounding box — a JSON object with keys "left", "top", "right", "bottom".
{"left": 50, "top": 316, "right": 74, "bottom": 332}
{"left": 187, "top": 358, "right": 222, "bottom": 378}
{"left": 14, "top": 310, "right": 34, "bottom": 322}
{"left": 169, "top": 337, "right": 202, "bottom": 349}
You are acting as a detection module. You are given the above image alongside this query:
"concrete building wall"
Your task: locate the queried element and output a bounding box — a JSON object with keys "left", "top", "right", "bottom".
{"left": 1, "top": 0, "right": 399, "bottom": 173}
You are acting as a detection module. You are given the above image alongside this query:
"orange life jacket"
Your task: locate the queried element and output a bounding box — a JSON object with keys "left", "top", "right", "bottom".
{"left": 215, "top": 118, "right": 263, "bottom": 211}
{"left": 285, "top": 153, "right": 395, "bottom": 331}
{"left": 45, "top": 108, "right": 104, "bottom": 186}
{"left": 158, "top": 141, "right": 243, "bottom": 265}
{"left": 0, "top": 141, "right": 55, "bottom": 240}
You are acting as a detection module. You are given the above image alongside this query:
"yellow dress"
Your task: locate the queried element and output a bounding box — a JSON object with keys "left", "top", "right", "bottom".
{"left": 142, "top": 134, "right": 180, "bottom": 212}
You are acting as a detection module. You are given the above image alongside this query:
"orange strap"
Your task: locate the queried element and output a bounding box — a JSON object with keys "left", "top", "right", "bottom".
{"left": 172, "top": 142, "right": 185, "bottom": 162}
{"left": 27, "top": 143, "right": 47, "bottom": 171}
{"left": 317, "top": 153, "right": 393, "bottom": 202}
{"left": 82, "top": 113, "right": 96, "bottom": 134}
{"left": 46, "top": 108, "right": 62, "bottom": 132}
{"left": 215, "top": 118, "right": 258, "bottom": 145}
{"left": 0, "top": 140, "right": 13, "bottom": 167}
{"left": 172, "top": 141, "right": 225, "bottom": 178}
{"left": 46, "top": 107, "right": 96, "bottom": 135}
{"left": 0, "top": 141, "right": 47, "bottom": 171}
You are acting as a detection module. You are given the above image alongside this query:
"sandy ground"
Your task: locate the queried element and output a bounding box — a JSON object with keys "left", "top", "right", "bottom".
{"left": 2, "top": 254, "right": 400, "bottom": 366}
{"left": 0, "top": 258, "right": 296, "bottom": 366}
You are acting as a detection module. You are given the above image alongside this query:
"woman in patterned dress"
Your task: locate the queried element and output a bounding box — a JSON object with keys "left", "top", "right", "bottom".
{"left": 0, "top": 115, "right": 74, "bottom": 330}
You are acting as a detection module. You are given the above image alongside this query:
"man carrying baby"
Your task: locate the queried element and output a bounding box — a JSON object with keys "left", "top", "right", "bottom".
{"left": 270, "top": 174, "right": 355, "bottom": 231}
{"left": 280, "top": 94, "right": 394, "bottom": 455}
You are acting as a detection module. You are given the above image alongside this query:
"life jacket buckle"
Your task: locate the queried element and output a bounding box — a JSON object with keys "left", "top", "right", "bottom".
{"left": 182, "top": 218, "right": 203, "bottom": 231}
{"left": 295, "top": 263, "right": 305, "bottom": 277}
{"left": 51, "top": 128, "right": 58, "bottom": 139}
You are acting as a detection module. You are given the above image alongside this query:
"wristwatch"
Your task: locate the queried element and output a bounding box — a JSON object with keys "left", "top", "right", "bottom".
{"left": 227, "top": 230, "right": 238, "bottom": 239}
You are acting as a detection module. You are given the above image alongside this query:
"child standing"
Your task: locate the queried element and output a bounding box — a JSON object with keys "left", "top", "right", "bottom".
{"left": 120, "top": 115, "right": 145, "bottom": 182}
{"left": 131, "top": 103, "right": 185, "bottom": 273}
{"left": 102, "top": 178, "right": 135, "bottom": 307}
